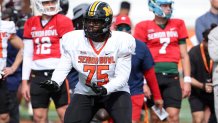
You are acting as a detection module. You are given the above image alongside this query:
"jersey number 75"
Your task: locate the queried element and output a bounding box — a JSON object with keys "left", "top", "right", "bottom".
{"left": 84, "top": 65, "right": 109, "bottom": 86}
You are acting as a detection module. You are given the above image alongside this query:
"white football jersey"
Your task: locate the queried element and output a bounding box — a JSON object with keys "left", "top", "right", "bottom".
{"left": 52, "top": 30, "right": 136, "bottom": 95}
{"left": 0, "top": 20, "right": 16, "bottom": 71}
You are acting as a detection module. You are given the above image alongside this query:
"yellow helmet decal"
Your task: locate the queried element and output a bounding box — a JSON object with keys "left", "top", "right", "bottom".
{"left": 103, "top": 6, "right": 112, "bottom": 16}
{"left": 89, "top": 1, "right": 101, "bottom": 16}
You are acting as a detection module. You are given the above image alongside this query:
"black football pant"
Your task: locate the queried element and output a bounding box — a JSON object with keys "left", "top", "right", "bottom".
{"left": 64, "top": 91, "right": 132, "bottom": 123}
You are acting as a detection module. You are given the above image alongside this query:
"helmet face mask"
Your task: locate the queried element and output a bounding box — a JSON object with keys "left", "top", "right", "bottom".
{"left": 35, "top": 0, "right": 61, "bottom": 16}
{"left": 84, "top": 18, "right": 105, "bottom": 32}
{"left": 83, "top": 1, "right": 113, "bottom": 42}
{"left": 148, "top": 0, "right": 173, "bottom": 19}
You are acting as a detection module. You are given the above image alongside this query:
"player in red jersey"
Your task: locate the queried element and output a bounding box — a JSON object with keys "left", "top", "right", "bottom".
{"left": 134, "top": 0, "right": 191, "bottom": 123}
{"left": 21, "top": 0, "right": 73, "bottom": 122}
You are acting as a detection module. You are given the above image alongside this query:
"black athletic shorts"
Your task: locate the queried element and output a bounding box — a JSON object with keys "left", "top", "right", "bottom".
{"left": 30, "top": 70, "right": 70, "bottom": 109}
{"left": 0, "top": 79, "right": 9, "bottom": 114}
{"left": 64, "top": 91, "right": 132, "bottom": 123}
{"left": 189, "top": 89, "right": 214, "bottom": 113}
{"left": 147, "top": 73, "right": 182, "bottom": 109}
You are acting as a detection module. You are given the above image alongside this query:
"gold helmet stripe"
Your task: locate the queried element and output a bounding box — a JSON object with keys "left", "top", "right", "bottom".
{"left": 88, "top": 1, "right": 102, "bottom": 16}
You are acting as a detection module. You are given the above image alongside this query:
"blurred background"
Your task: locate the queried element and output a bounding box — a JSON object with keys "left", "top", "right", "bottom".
{"left": 67, "top": 0, "right": 210, "bottom": 28}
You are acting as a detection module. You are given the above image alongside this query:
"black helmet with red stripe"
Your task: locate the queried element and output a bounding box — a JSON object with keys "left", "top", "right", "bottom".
{"left": 83, "top": 1, "right": 113, "bottom": 42}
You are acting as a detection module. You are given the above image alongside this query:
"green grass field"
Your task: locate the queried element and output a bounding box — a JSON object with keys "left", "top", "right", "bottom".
{"left": 20, "top": 99, "right": 192, "bottom": 123}
{"left": 180, "top": 99, "right": 192, "bottom": 123}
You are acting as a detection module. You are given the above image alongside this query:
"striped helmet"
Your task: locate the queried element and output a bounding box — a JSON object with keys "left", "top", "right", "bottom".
{"left": 83, "top": 1, "right": 113, "bottom": 41}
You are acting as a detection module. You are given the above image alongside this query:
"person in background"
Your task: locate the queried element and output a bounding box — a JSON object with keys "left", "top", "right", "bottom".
{"left": 134, "top": 0, "right": 191, "bottom": 123}
{"left": 208, "top": 25, "right": 218, "bottom": 123}
{"left": 118, "top": 1, "right": 131, "bottom": 16}
{"left": 72, "top": 3, "right": 89, "bottom": 30}
{"left": 188, "top": 24, "right": 217, "bottom": 123}
{"left": 111, "top": 1, "right": 131, "bottom": 30}
{"left": 114, "top": 15, "right": 163, "bottom": 123}
{"left": 59, "top": 0, "right": 69, "bottom": 15}
{"left": 0, "top": 10, "right": 23, "bottom": 123}
{"left": 6, "top": 34, "right": 22, "bottom": 123}
{"left": 21, "top": 0, "right": 73, "bottom": 122}
{"left": 1, "top": 7, "right": 24, "bottom": 123}
{"left": 195, "top": 0, "right": 218, "bottom": 43}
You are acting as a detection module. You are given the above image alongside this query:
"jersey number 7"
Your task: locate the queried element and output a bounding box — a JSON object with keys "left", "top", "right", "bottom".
{"left": 84, "top": 65, "right": 109, "bottom": 86}
{"left": 159, "top": 37, "right": 170, "bottom": 54}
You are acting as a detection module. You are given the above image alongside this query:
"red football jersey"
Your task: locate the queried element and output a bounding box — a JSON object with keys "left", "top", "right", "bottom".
{"left": 23, "top": 14, "right": 73, "bottom": 60}
{"left": 134, "top": 19, "right": 188, "bottom": 63}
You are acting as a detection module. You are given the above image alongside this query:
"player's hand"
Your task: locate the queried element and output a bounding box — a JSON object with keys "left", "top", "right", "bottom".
{"left": 204, "top": 83, "right": 213, "bottom": 93}
{"left": 154, "top": 99, "right": 164, "bottom": 112}
{"left": 3, "top": 67, "right": 16, "bottom": 78}
{"left": 21, "top": 80, "right": 31, "bottom": 101}
{"left": 86, "top": 83, "right": 107, "bottom": 96}
{"left": 182, "top": 83, "right": 191, "bottom": 98}
{"left": 0, "top": 71, "right": 5, "bottom": 80}
{"left": 143, "top": 84, "right": 151, "bottom": 99}
{"left": 40, "top": 80, "right": 60, "bottom": 92}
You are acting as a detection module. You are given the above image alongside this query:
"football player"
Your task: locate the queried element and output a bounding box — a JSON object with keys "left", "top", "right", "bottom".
{"left": 72, "top": 3, "right": 89, "bottom": 30}
{"left": 21, "top": 0, "right": 73, "bottom": 122}
{"left": 0, "top": 11, "right": 23, "bottom": 123}
{"left": 134, "top": 0, "right": 191, "bottom": 123}
{"left": 40, "top": 1, "right": 135, "bottom": 123}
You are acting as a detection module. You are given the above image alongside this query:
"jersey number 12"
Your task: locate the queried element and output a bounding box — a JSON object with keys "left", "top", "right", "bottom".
{"left": 35, "top": 37, "right": 51, "bottom": 54}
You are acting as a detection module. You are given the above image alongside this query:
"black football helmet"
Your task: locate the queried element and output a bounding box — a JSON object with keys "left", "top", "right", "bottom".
{"left": 83, "top": 1, "right": 113, "bottom": 41}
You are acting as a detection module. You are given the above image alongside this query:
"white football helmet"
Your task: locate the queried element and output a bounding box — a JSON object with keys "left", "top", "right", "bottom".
{"left": 35, "top": 0, "right": 61, "bottom": 16}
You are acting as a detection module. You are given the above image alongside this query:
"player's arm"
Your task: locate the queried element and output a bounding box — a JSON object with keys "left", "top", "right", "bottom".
{"left": 191, "top": 78, "right": 212, "bottom": 93}
{"left": 21, "top": 39, "right": 33, "bottom": 101}
{"left": 3, "top": 34, "right": 23, "bottom": 77}
{"left": 144, "top": 67, "right": 163, "bottom": 110}
{"left": 140, "top": 42, "right": 163, "bottom": 109}
{"left": 195, "top": 18, "right": 204, "bottom": 43}
{"left": 144, "top": 67, "right": 162, "bottom": 100}
{"left": 40, "top": 33, "right": 73, "bottom": 92}
{"left": 40, "top": 47, "right": 73, "bottom": 92}
{"left": 103, "top": 36, "right": 136, "bottom": 94}
{"left": 179, "top": 39, "right": 191, "bottom": 98}
{"left": 50, "top": 41, "right": 73, "bottom": 87}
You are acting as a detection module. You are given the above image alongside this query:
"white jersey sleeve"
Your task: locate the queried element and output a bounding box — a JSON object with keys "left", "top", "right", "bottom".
{"left": 0, "top": 20, "right": 16, "bottom": 34}
{"left": 208, "top": 27, "right": 218, "bottom": 62}
{"left": 51, "top": 33, "right": 73, "bottom": 86}
{"left": 103, "top": 32, "right": 136, "bottom": 94}
{"left": 22, "top": 39, "right": 33, "bottom": 80}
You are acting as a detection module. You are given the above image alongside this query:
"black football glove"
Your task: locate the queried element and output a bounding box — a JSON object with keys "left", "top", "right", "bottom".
{"left": 86, "top": 83, "right": 107, "bottom": 96}
{"left": 40, "top": 80, "right": 60, "bottom": 92}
